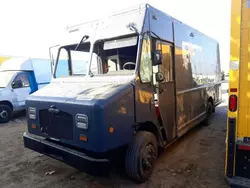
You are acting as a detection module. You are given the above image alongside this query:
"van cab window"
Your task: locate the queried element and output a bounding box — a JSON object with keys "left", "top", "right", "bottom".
{"left": 12, "top": 73, "right": 30, "bottom": 89}
{"left": 139, "top": 33, "right": 153, "bottom": 83}
{"left": 93, "top": 36, "right": 138, "bottom": 75}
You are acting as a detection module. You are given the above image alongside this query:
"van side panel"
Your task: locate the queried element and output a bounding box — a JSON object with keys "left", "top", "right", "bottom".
{"left": 174, "top": 22, "right": 221, "bottom": 136}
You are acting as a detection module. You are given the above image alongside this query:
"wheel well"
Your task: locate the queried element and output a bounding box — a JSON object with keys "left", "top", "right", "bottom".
{"left": 137, "top": 121, "right": 163, "bottom": 146}
{"left": 208, "top": 97, "right": 214, "bottom": 105}
{"left": 0, "top": 101, "right": 13, "bottom": 110}
{"left": 208, "top": 97, "right": 215, "bottom": 112}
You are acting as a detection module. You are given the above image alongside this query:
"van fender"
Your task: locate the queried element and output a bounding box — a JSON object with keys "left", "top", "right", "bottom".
{"left": 135, "top": 121, "right": 165, "bottom": 148}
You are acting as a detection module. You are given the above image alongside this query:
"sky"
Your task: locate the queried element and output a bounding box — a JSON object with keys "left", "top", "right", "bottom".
{"left": 0, "top": 0, "right": 231, "bottom": 71}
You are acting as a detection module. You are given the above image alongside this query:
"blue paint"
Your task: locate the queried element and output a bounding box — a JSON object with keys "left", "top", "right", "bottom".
{"left": 26, "top": 82, "right": 135, "bottom": 153}
{"left": 28, "top": 71, "right": 38, "bottom": 94}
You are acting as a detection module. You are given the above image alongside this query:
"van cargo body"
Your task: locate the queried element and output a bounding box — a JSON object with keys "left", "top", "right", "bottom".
{"left": 23, "top": 3, "right": 222, "bottom": 182}
{"left": 0, "top": 57, "right": 52, "bottom": 123}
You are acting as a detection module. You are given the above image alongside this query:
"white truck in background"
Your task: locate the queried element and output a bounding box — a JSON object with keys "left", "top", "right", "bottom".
{"left": 0, "top": 57, "right": 52, "bottom": 123}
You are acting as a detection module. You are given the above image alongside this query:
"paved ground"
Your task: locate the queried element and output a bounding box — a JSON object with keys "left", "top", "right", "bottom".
{"left": 0, "top": 92, "right": 229, "bottom": 188}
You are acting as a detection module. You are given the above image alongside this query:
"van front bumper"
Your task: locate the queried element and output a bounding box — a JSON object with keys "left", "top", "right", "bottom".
{"left": 23, "top": 132, "right": 111, "bottom": 175}
{"left": 225, "top": 176, "right": 250, "bottom": 188}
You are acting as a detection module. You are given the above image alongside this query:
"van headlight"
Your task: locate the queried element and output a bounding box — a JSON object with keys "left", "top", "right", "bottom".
{"left": 75, "top": 114, "right": 88, "bottom": 130}
{"left": 28, "top": 107, "right": 36, "bottom": 120}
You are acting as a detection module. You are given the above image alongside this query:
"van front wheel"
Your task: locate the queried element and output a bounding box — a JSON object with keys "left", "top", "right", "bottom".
{"left": 125, "top": 131, "right": 158, "bottom": 183}
{"left": 0, "top": 105, "right": 12, "bottom": 123}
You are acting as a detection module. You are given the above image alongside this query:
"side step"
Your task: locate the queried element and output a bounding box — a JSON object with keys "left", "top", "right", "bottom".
{"left": 225, "top": 176, "right": 250, "bottom": 188}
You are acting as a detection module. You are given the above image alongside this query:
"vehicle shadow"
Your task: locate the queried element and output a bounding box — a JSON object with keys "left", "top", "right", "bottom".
{"left": 13, "top": 110, "right": 26, "bottom": 119}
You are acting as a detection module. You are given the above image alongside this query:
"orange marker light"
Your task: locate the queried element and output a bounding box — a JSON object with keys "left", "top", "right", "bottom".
{"left": 79, "top": 135, "right": 88, "bottom": 142}
{"left": 109, "top": 127, "right": 114, "bottom": 133}
{"left": 230, "top": 88, "right": 237, "bottom": 92}
{"left": 32, "top": 124, "right": 37, "bottom": 129}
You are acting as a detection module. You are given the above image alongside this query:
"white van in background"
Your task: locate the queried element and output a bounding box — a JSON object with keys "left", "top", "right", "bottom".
{"left": 0, "top": 57, "right": 52, "bottom": 123}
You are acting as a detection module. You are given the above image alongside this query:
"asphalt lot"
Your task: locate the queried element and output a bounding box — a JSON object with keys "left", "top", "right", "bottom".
{"left": 0, "top": 85, "right": 229, "bottom": 188}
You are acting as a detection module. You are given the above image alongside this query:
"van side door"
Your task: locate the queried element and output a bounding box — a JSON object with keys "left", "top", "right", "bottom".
{"left": 11, "top": 72, "right": 31, "bottom": 108}
{"left": 154, "top": 40, "right": 177, "bottom": 142}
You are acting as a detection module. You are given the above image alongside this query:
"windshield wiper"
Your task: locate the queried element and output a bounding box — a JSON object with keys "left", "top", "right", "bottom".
{"left": 74, "top": 35, "right": 89, "bottom": 51}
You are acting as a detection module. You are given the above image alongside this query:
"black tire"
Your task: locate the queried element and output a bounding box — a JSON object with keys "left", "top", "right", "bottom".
{"left": 203, "top": 101, "right": 213, "bottom": 126}
{"left": 125, "top": 131, "right": 158, "bottom": 183}
{"left": 0, "top": 105, "right": 12, "bottom": 123}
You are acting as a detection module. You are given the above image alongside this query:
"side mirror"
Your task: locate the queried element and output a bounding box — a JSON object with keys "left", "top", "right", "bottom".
{"left": 12, "top": 80, "right": 22, "bottom": 89}
{"left": 155, "top": 72, "right": 165, "bottom": 82}
{"left": 152, "top": 50, "right": 162, "bottom": 66}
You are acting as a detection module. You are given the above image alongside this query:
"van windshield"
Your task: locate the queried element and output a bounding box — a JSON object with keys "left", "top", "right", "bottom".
{"left": 55, "top": 36, "right": 138, "bottom": 78}
{"left": 0, "top": 71, "right": 17, "bottom": 88}
{"left": 55, "top": 42, "right": 98, "bottom": 78}
{"left": 91, "top": 36, "right": 138, "bottom": 76}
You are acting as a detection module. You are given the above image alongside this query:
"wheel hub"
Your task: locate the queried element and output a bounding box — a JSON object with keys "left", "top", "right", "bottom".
{"left": 142, "top": 144, "right": 156, "bottom": 170}
{"left": 0, "top": 110, "right": 8, "bottom": 119}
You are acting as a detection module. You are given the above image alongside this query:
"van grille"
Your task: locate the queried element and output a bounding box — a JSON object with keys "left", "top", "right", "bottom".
{"left": 39, "top": 109, "right": 73, "bottom": 140}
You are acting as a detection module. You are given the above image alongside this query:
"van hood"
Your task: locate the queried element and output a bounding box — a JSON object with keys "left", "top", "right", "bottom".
{"left": 26, "top": 75, "right": 136, "bottom": 153}
{"left": 29, "top": 75, "right": 135, "bottom": 102}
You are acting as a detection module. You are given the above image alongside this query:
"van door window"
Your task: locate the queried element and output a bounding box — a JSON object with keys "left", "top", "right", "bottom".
{"left": 12, "top": 73, "right": 30, "bottom": 89}
{"left": 156, "top": 40, "right": 173, "bottom": 82}
{"left": 139, "top": 33, "right": 153, "bottom": 83}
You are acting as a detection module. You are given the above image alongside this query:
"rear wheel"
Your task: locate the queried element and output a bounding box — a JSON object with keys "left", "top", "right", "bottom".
{"left": 125, "top": 131, "right": 158, "bottom": 183}
{"left": 0, "top": 105, "right": 12, "bottom": 123}
{"left": 203, "top": 101, "right": 213, "bottom": 126}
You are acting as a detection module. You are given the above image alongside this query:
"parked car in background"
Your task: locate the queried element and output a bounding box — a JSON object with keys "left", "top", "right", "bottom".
{"left": 0, "top": 57, "right": 52, "bottom": 123}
